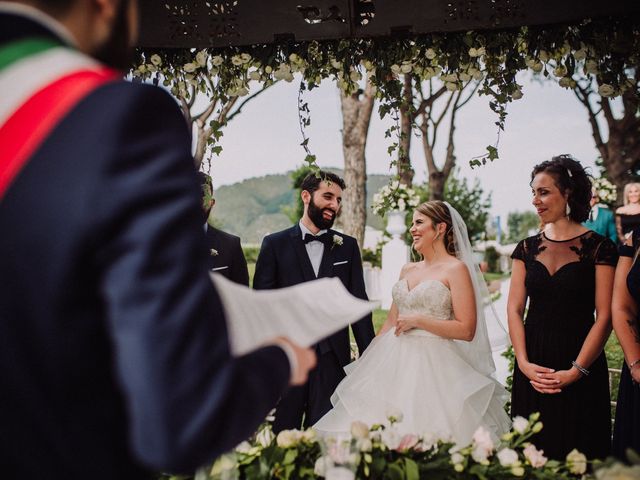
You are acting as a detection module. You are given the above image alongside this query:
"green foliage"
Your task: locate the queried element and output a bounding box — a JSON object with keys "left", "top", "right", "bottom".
{"left": 242, "top": 246, "right": 260, "bottom": 264}
{"left": 282, "top": 165, "right": 314, "bottom": 224}
{"left": 362, "top": 243, "right": 383, "bottom": 268}
{"left": 506, "top": 211, "right": 540, "bottom": 243}
{"left": 484, "top": 246, "right": 501, "bottom": 273}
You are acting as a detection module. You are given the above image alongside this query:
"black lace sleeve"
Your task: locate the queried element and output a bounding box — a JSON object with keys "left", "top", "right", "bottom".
{"left": 595, "top": 237, "right": 619, "bottom": 266}
{"left": 511, "top": 239, "right": 527, "bottom": 262}
{"left": 619, "top": 227, "right": 640, "bottom": 258}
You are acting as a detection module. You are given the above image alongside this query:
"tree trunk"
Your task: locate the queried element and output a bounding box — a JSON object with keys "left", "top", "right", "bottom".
{"left": 398, "top": 74, "right": 415, "bottom": 186}
{"left": 429, "top": 171, "right": 446, "bottom": 200}
{"left": 339, "top": 80, "right": 376, "bottom": 247}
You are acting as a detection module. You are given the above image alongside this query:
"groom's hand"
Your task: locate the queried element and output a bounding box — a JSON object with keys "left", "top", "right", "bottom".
{"left": 273, "top": 337, "right": 317, "bottom": 386}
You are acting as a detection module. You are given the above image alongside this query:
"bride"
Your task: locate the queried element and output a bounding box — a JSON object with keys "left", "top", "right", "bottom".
{"left": 314, "top": 201, "right": 511, "bottom": 444}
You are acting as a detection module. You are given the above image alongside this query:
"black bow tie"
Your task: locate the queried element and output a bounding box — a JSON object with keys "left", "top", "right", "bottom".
{"left": 303, "top": 232, "right": 330, "bottom": 245}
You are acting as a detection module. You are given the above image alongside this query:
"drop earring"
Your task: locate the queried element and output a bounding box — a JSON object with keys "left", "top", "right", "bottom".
{"left": 565, "top": 202, "right": 571, "bottom": 217}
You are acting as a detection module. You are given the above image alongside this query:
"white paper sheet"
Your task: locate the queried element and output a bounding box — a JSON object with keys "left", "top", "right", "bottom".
{"left": 210, "top": 273, "right": 377, "bottom": 356}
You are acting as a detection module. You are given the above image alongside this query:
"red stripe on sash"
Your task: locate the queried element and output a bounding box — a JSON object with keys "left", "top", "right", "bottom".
{"left": 0, "top": 67, "right": 119, "bottom": 200}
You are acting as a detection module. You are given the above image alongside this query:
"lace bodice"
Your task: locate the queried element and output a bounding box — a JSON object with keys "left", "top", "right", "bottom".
{"left": 392, "top": 279, "right": 453, "bottom": 337}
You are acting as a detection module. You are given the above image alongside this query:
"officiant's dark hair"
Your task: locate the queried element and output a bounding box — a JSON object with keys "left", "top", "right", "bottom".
{"left": 32, "top": 0, "right": 75, "bottom": 16}
{"left": 530, "top": 155, "right": 592, "bottom": 223}
{"left": 300, "top": 170, "right": 346, "bottom": 195}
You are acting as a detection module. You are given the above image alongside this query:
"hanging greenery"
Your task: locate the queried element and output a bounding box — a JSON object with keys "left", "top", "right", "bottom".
{"left": 132, "top": 16, "right": 639, "bottom": 168}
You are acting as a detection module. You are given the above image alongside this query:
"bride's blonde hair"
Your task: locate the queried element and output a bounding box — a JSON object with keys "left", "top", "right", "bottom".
{"left": 415, "top": 200, "right": 457, "bottom": 256}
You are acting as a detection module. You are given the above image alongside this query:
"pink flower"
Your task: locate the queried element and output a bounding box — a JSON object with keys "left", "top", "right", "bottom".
{"left": 523, "top": 444, "right": 547, "bottom": 468}
{"left": 396, "top": 434, "right": 419, "bottom": 451}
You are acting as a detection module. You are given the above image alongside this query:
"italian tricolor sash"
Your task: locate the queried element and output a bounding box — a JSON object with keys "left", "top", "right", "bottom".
{"left": 0, "top": 38, "right": 119, "bottom": 200}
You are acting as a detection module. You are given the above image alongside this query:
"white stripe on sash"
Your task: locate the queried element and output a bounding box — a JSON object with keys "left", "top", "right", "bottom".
{"left": 0, "top": 47, "right": 100, "bottom": 126}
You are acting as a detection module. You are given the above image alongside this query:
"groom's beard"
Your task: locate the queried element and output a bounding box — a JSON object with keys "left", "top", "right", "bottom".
{"left": 94, "top": 0, "right": 134, "bottom": 72}
{"left": 307, "top": 195, "right": 337, "bottom": 230}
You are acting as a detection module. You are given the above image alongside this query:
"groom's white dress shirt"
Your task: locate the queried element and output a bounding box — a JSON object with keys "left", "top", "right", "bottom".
{"left": 299, "top": 221, "right": 327, "bottom": 277}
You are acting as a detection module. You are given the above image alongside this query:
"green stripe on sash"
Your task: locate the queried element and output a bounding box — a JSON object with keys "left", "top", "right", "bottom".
{"left": 0, "top": 37, "right": 62, "bottom": 72}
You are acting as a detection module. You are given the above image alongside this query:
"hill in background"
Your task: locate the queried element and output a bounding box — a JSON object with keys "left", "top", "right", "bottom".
{"left": 213, "top": 170, "right": 391, "bottom": 244}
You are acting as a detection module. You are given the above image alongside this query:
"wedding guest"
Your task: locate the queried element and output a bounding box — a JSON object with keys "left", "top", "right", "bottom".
{"left": 199, "top": 172, "right": 249, "bottom": 286}
{"left": 254, "top": 170, "right": 375, "bottom": 432}
{"left": 611, "top": 227, "right": 640, "bottom": 459}
{"left": 583, "top": 188, "right": 617, "bottom": 243}
{"left": 616, "top": 182, "right": 640, "bottom": 242}
{"left": 0, "top": 1, "right": 316, "bottom": 478}
{"left": 507, "top": 155, "right": 616, "bottom": 460}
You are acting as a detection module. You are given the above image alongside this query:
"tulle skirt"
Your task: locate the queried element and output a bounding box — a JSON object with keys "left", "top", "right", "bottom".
{"left": 314, "top": 329, "right": 511, "bottom": 445}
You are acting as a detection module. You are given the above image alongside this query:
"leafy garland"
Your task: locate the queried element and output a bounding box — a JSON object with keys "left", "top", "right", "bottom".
{"left": 132, "top": 16, "right": 639, "bottom": 168}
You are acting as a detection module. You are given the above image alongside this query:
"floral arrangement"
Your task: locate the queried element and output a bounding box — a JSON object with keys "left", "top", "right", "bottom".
{"left": 193, "top": 412, "right": 613, "bottom": 480}
{"left": 132, "top": 16, "right": 639, "bottom": 165}
{"left": 592, "top": 176, "right": 617, "bottom": 207}
{"left": 371, "top": 180, "right": 420, "bottom": 216}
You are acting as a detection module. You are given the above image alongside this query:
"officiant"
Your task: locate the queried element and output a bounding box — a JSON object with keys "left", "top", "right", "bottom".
{"left": 254, "top": 170, "right": 375, "bottom": 432}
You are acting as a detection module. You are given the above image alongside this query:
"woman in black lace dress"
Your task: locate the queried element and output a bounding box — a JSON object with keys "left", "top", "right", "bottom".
{"left": 507, "top": 155, "right": 617, "bottom": 460}
{"left": 612, "top": 228, "right": 640, "bottom": 459}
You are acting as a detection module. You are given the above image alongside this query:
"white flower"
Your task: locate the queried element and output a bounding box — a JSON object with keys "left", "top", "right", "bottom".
{"left": 249, "top": 70, "right": 261, "bottom": 81}
{"left": 400, "top": 62, "right": 412, "bottom": 74}
{"left": 240, "top": 53, "right": 252, "bottom": 64}
{"left": 150, "top": 54, "right": 162, "bottom": 66}
{"left": 212, "top": 55, "right": 223, "bottom": 66}
{"left": 472, "top": 426, "right": 494, "bottom": 455}
{"left": 231, "top": 55, "right": 243, "bottom": 66}
{"left": 332, "top": 234, "right": 344, "bottom": 247}
{"left": 595, "top": 463, "right": 640, "bottom": 480}
{"left": 523, "top": 444, "right": 547, "bottom": 468}
{"left": 425, "top": 48, "right": 437, "bottom": 60}
{"left": 350, "top": 421, "right": 369, "bottom": 439}
{"left": 183, "top": 62, "right": 197, "bottom": 73}
{"left": 301, "top": 428, "right": 317, "bottom": 443}
{"left": 330, "top": 58, "right": 342, "bottom": 69}
{"left": 445, "top": 81, "right": 459, "bottom": 91}
{"left": 314, "top": 456, "right": 329, "bottom": 477}
{"left": 276, "top": 429, "right": 298, "bottom": 448}
{"left": 559, "top": 77, "right": 576, "bottom": 89}
{"left": 235, "top": 441, "right": 252, "bottom": 454}
{"left": 566, "top": 449, "right": 587, "bottom": 475}
{"left": 497, "top": 448, "right": 519, "bottom": 467}
{"left": 512, "top": 416, "right": 528, "bottom": 434}
{"left": 255, "top": 426, "right": 275, "bottom": 447}
{"left": 195, "top": 50, "right": 207, "bottom": 67}
{"left": 210, "top": 248, "right": 219, "bottom": 256}
{"left": 357, "top": 438, "right": 373, "bottom": 452}
{"left": 391, "top": 64, "right": 401, "bottom": 75}
{"left": 598, "top": 84, "right": 615, "bottom": 97}
{"left": 459, "top": 72, "right": 471, "bottom": 82}
{"left": 381, "top": 427, "right": 401, "bottom": 450}
{"left": 386, "top": 407, "right": 403, "bottom": 424}
{"left": 512, "top": 89, "right": 523, "bottom": 100}
{"left": 420, "top": 431, "right": 439, "bottom": 451}
{"left": 468, "top": 47, "right": 480, "bottom": 57}
{"left": 539, "top": 50, "right": 550, "bottom": 62}
{"left": 450, "top": 451, "right": 465, "bottom": 468}
{"left": 397, "top": 198, "right": 406, "bottom": 211}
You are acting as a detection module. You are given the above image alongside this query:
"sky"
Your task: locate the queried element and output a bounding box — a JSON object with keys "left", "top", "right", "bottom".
{"left": 205, "top": 71, "right": 604, "bottom": 230}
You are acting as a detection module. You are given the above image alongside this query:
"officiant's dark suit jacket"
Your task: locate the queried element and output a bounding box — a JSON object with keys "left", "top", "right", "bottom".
{"left": 205, "top": 226, "right": 250, "bottom": 286}
{"left": 253, "top": 224, "right": 375, "bottom": 430}
{"left": 0, "top": 11, "right": 290, "bottom": 479}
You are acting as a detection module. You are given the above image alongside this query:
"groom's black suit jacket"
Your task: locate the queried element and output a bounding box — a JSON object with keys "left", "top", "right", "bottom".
{"left": 253, "top": 224, "right": 374, "bottom": 368}
{"left": 0, "top": 11, "right": 289, "bottom": 479}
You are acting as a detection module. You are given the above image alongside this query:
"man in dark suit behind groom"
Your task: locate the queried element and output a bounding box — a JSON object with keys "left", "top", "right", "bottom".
{"left": 199, "top": 172, "right": 250, "bottom": 286}
{"left": 254, "top": 171, "right": 375, "bottom": 431}
{"left": 0, "top": 1, "right": 315, "bottom": 478}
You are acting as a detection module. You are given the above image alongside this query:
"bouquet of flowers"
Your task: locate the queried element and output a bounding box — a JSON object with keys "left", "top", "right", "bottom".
{"left": 371, "top": 180, "right": 420, "bottom": 216}
{"left": 592, "top": 177, "right": 617, "bottom": 207}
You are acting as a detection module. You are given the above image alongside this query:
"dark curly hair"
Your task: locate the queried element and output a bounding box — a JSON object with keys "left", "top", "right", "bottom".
{"left": 530, "top": 154, "right": 592, "bottom": 223}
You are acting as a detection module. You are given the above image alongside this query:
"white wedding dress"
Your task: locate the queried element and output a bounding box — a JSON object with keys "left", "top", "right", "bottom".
{"left": 314, "top": 278, "right": 511, "bottom": 445}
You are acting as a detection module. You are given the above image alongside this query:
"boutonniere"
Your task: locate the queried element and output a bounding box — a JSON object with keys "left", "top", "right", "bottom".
{"left": 332, "top": 234, "right": 343, "bottom": 249}
{"left": 210, "top": 248, "right": 219, "bottom": 256}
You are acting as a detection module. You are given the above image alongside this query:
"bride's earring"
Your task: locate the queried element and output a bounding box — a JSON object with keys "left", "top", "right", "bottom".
{"left": 565, "top": 202, "right": 571, "bottom": 217}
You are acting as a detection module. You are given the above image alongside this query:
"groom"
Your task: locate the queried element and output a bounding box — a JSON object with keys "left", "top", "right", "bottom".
{"left": 254, "top": 171, "right": 375, "bottom": 431}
